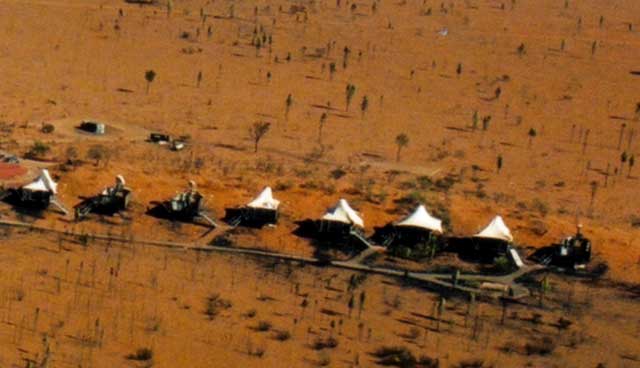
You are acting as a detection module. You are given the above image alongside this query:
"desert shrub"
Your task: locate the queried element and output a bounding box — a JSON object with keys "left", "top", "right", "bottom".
{"left": 210, "top": 234, "right": 233, "bottom": 247}
{"left": 312, "top": 336, "right": 339, "bottom": 350}
{"left": 373, "top": 346, "right": 439, "bottom": 368}
{"left": 41, "top": 123, "right": 55, "bottom": 133}
{"left": 524, "top": 337, "right": 555, "bottom": 356}
{"left": 127, "top": 348, "right": 153, "bottom": 361}
{"left": 416, "top": 176, "right": 432, "bottom": 189}
{"left": 317, "top": 351, "right": 331, "bottom": 366}
{"left": 274, "top": 330, "right": 291, "bottom": 341}
{"left": 531, "top": 198, "right": 549, "bottom": 217}
{"left": 25, "top": 141, "right": 50, "bottom": 159}
{"left": 205, "top": 294, "right": 232, "bottom": 320}
{"left": 456, "top": 359, "right": 491, "bottom": 368}
{"left": 244, "top": 309, "right": 257, "bottom": 318}
{"left": 274, "top": 180, "right": 294, "bottom": 191}
{"left": 255, "top": 320, "right": 272, "bottom": 332}
{"left": 491, "top": 256, "right": 512, "bottom": 274}
{"left": 330, "top": 168, "right": 346, "bottom": 180}
{"left": 555, "top": 317, "right": 572, "bottom": 330}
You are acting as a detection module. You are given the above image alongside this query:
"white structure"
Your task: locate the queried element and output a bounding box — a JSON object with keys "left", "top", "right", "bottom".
{"left": 247, "top": 187, "right": 280, "bottom": 210}
{"left": 395, "top": 205, "right": 443, "bottom": 234}
{"left": 321, "top": 199, "right": 364, "bottom": 228}
{"left": 23, "top": 169, "right": 58, "bottom": 194}
{"left": 474, "top": 216, "right": 513, "bottom": 242}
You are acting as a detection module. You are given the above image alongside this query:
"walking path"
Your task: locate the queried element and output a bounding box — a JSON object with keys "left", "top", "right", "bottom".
{"left": 0, "top": 219, "right": 544, "bottom": 299}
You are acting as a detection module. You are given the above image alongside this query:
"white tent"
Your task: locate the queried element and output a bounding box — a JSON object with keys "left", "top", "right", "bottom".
{"left": 321, "top": 199, "right": 364, "bottom": 228}
{"left": 23, "top": 169, "right": 58, "bottom": 194}
{"left": 473, "top": 216, "right": 513, "bottom": 242}
{"left": 247, "top": 186, "right": 280, "bottom": 210}
{"left": 395, "top": 205, "right": 443, "bottom": 233}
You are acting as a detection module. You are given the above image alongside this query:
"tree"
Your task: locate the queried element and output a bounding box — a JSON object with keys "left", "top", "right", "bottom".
{"left": 345, "top": 84, "right": 356, "bottom": 111}
{"left": 517, "top": 43, "right": 525, "bottom": 56}
{"left": 329, "top": 62, "right": 336, "bottom": 80}
{"left": 629, "top": 155, "right": 635, "bottom": 178}
{"left": 620, "top": 151, "right": 628, "bottom": 175}
{"left": 145, "top": 70, "right": 156, "bottom": 94}
{"left": 343, "top": 47, "right": 351, "bottom": 69}
{"left": 456, "top": 63, "right": 462, "bottom": 76}
{"left": 358, "top": 291, "right": 366, "bottom": 319}
{"left": 167, "top": 0, "right": 173, "bottom": 17}
{"left": 497, "top": 154, "right": 503, "bottom": 173}
{"left": 26, "top": 141, "right": 50, "bottom": 160}
{"left": 87, "top": 144, "right": 109, "bottom": 166}
{"left": 472, "top": 110, "right": 478, "bottom": 130}
{"left": 528, "top": 128, "right": 537, "bottom": 147}
{"left": 360, "top": 95, "right": 369, "bottom": 119}
{"left": 395, "top": 133, "right": 409, "bottom": 162}
{"left": 197, "top": 71, "right": 203, "bottom": 88}
{"left": 589, "top": 180, "right": 598, "bottom": 212}
{"left": 249, "top": 122, "right": 270, "bottom": 153}
{"left": 318, "top": 112, "right": 328, "bottom": 143}
{"left": 285, "top": 94, "right": 293, "bottom": 120}
{"left": 618, "top": 123, "right": 626, "bottom": 149}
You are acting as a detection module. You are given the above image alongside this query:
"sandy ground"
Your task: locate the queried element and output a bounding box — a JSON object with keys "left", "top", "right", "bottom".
{"left": 0, "top": 0, "right": 639, "bottom": 366}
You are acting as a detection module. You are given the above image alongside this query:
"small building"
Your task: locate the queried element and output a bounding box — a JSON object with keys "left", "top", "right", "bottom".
{"left": 374, "top": 204, "right": 444, "bottom": 258}
{"left": 548, "top": 225, "right": 592, "bottom": 268}
{"left": 242, "top": 186, "right": 280, "bottom": 226}
{"left": 394, "top": 204, "right": 443, "bottom": 244}
{"left": 471, "top": 216, "right": 513, "bottom": 260}
{"left": 79, "top": 120, "right": 106, "bottom": 135}
{"left": 317, "top": 198, "right": 364, "bottom": 237}
{"left": 74, "top": 175, "right": 131, "bottom": 220}
{"left": 9, "top": 169, "right": 67, "bottom": 214}
{"left": 154, "top": 181, "right": 216, "bottom": 227}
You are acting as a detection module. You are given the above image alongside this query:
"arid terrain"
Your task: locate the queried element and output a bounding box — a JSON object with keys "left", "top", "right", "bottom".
{"left": 0, "top": 0, "right": 639, "bottom": 366}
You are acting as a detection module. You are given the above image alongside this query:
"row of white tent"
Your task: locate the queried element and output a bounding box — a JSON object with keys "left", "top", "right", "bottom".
{"left": 320, "top": 198, "right": 513, "bottom": 242}
{"left": 21, "top": 171, "right": 513, "bottom": 242}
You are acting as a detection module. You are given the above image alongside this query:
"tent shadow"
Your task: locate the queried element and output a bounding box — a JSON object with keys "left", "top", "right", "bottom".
{"left": 2, "top": 191, "right": 48, "bottom": 219}
{"left": 222, "top": 207, "right": 274, "bottom": 229}
{"left": 146, "top": 202, "right": 214, "bottom": 229}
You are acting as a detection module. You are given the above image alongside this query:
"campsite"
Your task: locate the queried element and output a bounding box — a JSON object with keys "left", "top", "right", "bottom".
{"left": 0, "top": 0, "right": 639, "bottom": 367}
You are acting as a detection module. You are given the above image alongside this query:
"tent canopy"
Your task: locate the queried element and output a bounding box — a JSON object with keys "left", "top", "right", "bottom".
{"left": 247, "top": 186, "right": 280, "bottom": 210}
{"left": 23, "top": 169, "right": 57, "bottom": 194}
{"left": 473, "top": 216, "right": 513, "bottom": 242}
{"left": 395, "top": 204, "right": 443, "bottom": 233}
{"left": 321, "top": 199, "right": 364, "bottom": 228}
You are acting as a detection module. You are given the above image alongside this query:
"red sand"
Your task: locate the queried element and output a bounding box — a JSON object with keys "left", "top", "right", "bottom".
{"left": 0, "top": 162, "right": 27, "bottom": 180}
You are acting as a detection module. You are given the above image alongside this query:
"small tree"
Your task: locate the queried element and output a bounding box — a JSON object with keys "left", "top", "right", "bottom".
{"left": 620, "top": 151, "right": 628, "bottom": 175}
{"left": 87, "top": 144, "right": 108, "bottom": 166}
{"left": 26, "top": 141, "right": 50, "bottom": 160}
{"left": 318, "top": 112, "right": 328, "bottom": 143}
{"left": 285, "top": 94, "right": 293, "bottom": 120}
{"left": 329, "top": 62, "right": 336, "bottom": 80}
{"left": 343, "top": 46, "right": 351, "bottom": 69}
{"left": 456, "top": 63, "right": 462, "bottom": 76}
{"left": 358, "top": 291, "right": 366, "bottom": 319}
{"left": 345, "top": 84, "right": 356, "bottom": 111}
{"left": 629, "top": 155, "right": 635, "bottom": 178}
{"left": 618, "top": 123, "right": 626, "bottom": 149}
{"left": 528, "top": 128, "right": 537, "bottom": 147}
{"left": 360, "top": 95, "right": 369, "bottom": 119}
{"left": 197, "top": 71, "right": 203, "bottom": 88}
{"left": 250, "top": 122, "right": 270, "bottom": 153}
{"left": 395, "top": 133, "right": 409, "bottom": 162}
{"left": 472, "top": 110, "right": 478, "bottom": 130}
{"left": 589, "top": 180, "right": 598, "bottom": 211}
{"left": 145, "top": 70, "right": 156, "bottom": 94}
{"left": 497, "top": 154, "right": 503, "bottom": 173}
